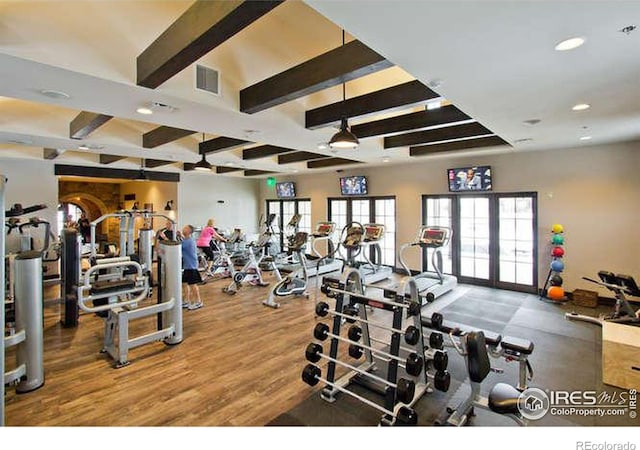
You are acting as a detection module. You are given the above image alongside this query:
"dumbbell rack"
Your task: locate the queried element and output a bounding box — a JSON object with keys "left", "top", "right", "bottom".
{"left": 308, "top": 267, "right": 430, "bottom": 425}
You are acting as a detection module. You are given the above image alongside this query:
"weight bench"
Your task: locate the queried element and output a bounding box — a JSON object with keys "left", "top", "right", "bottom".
{"left": 439, "top": 331, "right": 526, "bottom": 426}
{"left": 422, "top": 313, "right": 534, "bottom": 390}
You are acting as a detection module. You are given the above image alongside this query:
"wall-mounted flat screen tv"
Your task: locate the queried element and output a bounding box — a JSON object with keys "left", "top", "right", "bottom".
{"left": 276, "top": 181, "right": 296, "bottom": 198}
{"left": 340, "top": 176, "right": 368, "bottom": 196}
{"left": 447, "top": 166, "right": 492, "bottom": 192}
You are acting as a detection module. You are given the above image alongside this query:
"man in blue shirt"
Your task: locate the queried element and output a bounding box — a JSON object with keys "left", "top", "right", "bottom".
{"left": 181, "top": 225, "right": 203, "bottom": 310}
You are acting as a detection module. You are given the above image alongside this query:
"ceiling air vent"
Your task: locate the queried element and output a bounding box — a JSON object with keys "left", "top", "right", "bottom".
{"left": 196, "top": 65, "right": 220, "bottom": 96}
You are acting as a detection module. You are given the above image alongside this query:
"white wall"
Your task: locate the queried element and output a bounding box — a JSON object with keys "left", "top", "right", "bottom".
{"left": 178, "top": 172, "right": 261, "bottom": 235}
{"left": 1, "top": 158, "right": 59, "bottom": 252}
{"left": 259, "top": 141, "right": 640, "bottom": 295}
{"left": 120, "top": 180, "right": 178, "bottom": 233}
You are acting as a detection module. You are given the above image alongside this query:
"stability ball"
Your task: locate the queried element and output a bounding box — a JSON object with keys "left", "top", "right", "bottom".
{"left": 552, "top": 247, "right": 565, "bottom": 258}
{"left": 550, "top": 259, "right": 565, "bottom": 272}
{"left": 551, "top": 234, "right": 565, "bottom": 245}
{"left": 551, "top": 224, "right": 564, "bottom": 234}
{"left": 547, "top": 286, "right": 565, "bottom": 301}
{"left": 550, "top": 274, "right": 563, "bottom": 286}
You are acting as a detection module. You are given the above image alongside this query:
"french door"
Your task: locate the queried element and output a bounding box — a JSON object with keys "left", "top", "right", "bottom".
{"left": 328, "top": 197, "right": 396, "bottom": 267}
{"left": 422, "top": 193, "right": 537, "bottom": 292}
{"left": 266, "top": 199, "right": 311, "bottom": 250}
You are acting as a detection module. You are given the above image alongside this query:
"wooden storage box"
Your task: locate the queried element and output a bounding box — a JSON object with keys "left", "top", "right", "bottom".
{"left": 602, "top": 321, "right": 640, "bottom": 390}
{"left": 572, "top": 289, "right": 599, "bottom": 308}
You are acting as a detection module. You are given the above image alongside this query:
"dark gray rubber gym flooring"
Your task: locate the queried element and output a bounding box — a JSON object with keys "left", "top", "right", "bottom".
{"left": 269, "top": 285, "right": 637, "bottom": 426}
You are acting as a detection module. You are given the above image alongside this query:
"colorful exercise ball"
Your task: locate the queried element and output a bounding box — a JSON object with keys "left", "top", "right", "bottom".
{"left": 552, "top": 247, "right": 565, "bottom": 258}
{"left": 550, "top": 259, "right": 565, "bottom": 272}
{"left": 550, "top": 274, "right": 563, "bottom": 287}
{"left": 551, "top": 234, "right": 565, "bottom": 245}
{"left": 547, "top": 286, "right": 565, "bottom": 301}
{"left": 551, "top": 224, "right": 564, "bottom": 234}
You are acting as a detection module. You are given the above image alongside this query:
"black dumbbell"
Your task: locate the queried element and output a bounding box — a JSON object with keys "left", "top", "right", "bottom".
{"left": 349, "top": 343, "right": 424, "bottom": 377}
{"left": 429, "top": 332, "right": 444, "bottom": 350}
{"left": 432, "top": 370, "right": 450, "bottom": 392}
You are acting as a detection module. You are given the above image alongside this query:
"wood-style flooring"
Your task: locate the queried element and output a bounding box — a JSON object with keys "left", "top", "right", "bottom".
{"left": 5, "top": 271, "right": 333, "bottom": 426}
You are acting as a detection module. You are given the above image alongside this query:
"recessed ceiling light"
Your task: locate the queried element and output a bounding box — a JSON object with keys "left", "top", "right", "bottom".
{"left": 8, "top": 138, "right": 33, "bottom": 146}
{"left": 572, "top": 103, "right": 590, "bottom": 111}
{"left": 427, "top": 79, "right": 444, "bottom": 89}
{"left": 514, "top": 138, "right": 534, "bottom": 144}
{"left": 579, "top": 135, "right": 592, "bottom": 141}
{"left": 292, "top": 169, "right": 299, "bottom": 173}
{"left": 382, "top": 157, "right": 390, "bottom": 163}
{"left": 555, "top": 37, "right": 585, "bottom": 51}
{"left": 39, "top": 89, "right": 71, "bottom": 100}
{"left": 426, "top": 99, "right": 442, "bottom": 110}
{"left": 136, "top": 107, "right": 153, "bottom": 115}
{"left": 78, "top": 143, "right": 104, "bottom": 150}
{"left": 522, "top": 119, "right": 541, "bottom": 126}
{"left": 225, "top": 162, "right": 235, "bottom": 167}
{"left": 317, "top": 143, "right": 328, "bottom": 150}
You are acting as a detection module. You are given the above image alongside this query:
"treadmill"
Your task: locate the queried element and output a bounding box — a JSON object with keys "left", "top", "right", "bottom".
{"left": 305, "top": 221, "right": 342, "bottom": 277}
{"left": 355, "top": 223, "right": 393, "bottom": 284}
{"left": 397, "top": 225, "right": 457, "bottom": 304}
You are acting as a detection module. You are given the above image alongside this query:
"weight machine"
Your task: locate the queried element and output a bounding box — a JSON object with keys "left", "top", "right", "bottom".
{"left": 566, "top": 271, "right": 640, "bottom": 326}
{"left": 77, "top": 239, "right": 182, "bottom": 368}
{"left": 2, "top": 177, "right": 47, "bottom": 427}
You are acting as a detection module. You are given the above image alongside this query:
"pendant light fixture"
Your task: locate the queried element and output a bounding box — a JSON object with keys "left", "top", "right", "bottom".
{"left": 136, "top": 158, "right": 150, "bottom": 181}
{"left": 329, "top": 30, "right": 359, "bottom": 150}
{"left": 194, "top": 133, "right": 213, "bottom": 171}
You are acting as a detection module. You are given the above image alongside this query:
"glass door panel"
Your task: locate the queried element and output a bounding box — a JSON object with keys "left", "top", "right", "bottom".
{"left": 459, "top": 197, "right": 491, "bottom": 281}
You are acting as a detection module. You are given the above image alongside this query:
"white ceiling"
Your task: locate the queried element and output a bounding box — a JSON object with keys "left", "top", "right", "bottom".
{"left": 0, "top": 1, "right": 639, "bottom": 177}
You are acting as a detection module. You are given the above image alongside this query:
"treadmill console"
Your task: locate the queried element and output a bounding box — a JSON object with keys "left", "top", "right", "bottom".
{"left": 418, "top": 226, "right": 450, "bottom": 248}
{"left": 363, "top": 224, "right": 385, "bottom": 242}
{"left": 313, "top": 222, "right": 335, "bottom": 238}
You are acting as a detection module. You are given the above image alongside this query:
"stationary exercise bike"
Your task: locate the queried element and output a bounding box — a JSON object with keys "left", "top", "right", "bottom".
{"left": 263, "top": 231, "right": 309, "bottom": 309}
{"left": 566, "top": 271, "right": 640, "bottom": 326}
{"left": 223, "top": 230, "right": 280, "bottom": 295}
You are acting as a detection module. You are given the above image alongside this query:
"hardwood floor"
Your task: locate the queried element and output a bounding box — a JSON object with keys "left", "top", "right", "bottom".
{"left": 5, "top": 271, "right": 332, "bottom": 426}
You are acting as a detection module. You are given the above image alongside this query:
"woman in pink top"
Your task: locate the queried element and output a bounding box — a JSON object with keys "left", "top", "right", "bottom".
{"left": 197, "top": 219, "right": 227, "bottom": 270}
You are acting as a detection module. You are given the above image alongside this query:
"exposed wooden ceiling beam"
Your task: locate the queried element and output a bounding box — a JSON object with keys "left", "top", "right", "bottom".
{"left": 410, "top": 136, "right": 510, "bottom": 157}
{"left": 54, "top": 164, "right": 180, "bottom": 182}
{"left": 307, "top": 158, "right": 362, "bottom": 169}
{"left": 137, "top": 0, "right": 283, "bottom": 89}
{"left": 278, "top": 151, "right": 330, "bottom": 164}
{"left": 351, "top": 105, "right": 472, "bottom": 139}
{"left": 199, "top": 136, "right": 250, "bottom": 154}
{"left": 144, "top": 159, "right": 174, "bottom": 168}
{"left": 183, "top": 163, "right": 196, "bottom": 171}
{"left": 240, "top": 40, "right": 393, "bottom": 114}
{"left": 242, "top": 145, "right": 297, "bottom": 160}
{"left": 142, "top": 126, "right": 196, "bottom": 148}
{"left": 99, "top": 154, "right": 127, "bottom": 165}
{"left": 216, "top": 166, "right": 242, "bottom": 174}
{"left": 43, "top": 148, "right": 60, "bottom": 160}
{"left": 384, "top": 122, "right": 494, "bottom": 149}
{"left": 305, "top": 80, "right": 438, "bottom": 130}
{"left": 244, "top": 169, "right": 276, "bottom": 176}
{"left": 69, "top": 111, "right": 113, "bottom": 139}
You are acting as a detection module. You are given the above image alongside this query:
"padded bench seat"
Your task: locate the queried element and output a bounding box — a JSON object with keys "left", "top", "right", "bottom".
{"left": 90, "top": 279, "right": 136, "bottom": 295}
{"left": 421, "top": 316, "right": 503, "bottom": 345}
{"left": 501, "top": 336, "right": 534, "bottom": 355}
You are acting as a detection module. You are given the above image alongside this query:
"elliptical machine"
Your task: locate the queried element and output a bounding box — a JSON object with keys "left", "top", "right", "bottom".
{"left": 263, "top": 231, "right": 309, "bottom": 309}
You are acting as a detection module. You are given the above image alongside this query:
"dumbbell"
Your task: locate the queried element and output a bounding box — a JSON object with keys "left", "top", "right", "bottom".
{"left": 430, "top": 370, "right": 451, "bottom": 392}
{"left": 305, "top": 343, "right": 416, "bottom": 404}
{"left": 425, "top": 292, "right": 436, "bottom": 303}
{"left": 429, "top": 332, "right": 444, "bottom": 350}
{"left": 314, "top": 323, "right": 424, "bottom": 376}
{"left": 314, "top": 306, "right": 421, "bottom": 345}
{"left": 425, "top": 348, "right": 449, "bottom": 372}
{"left": 301, "top": 364, "right": 418, "bottom": 425}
